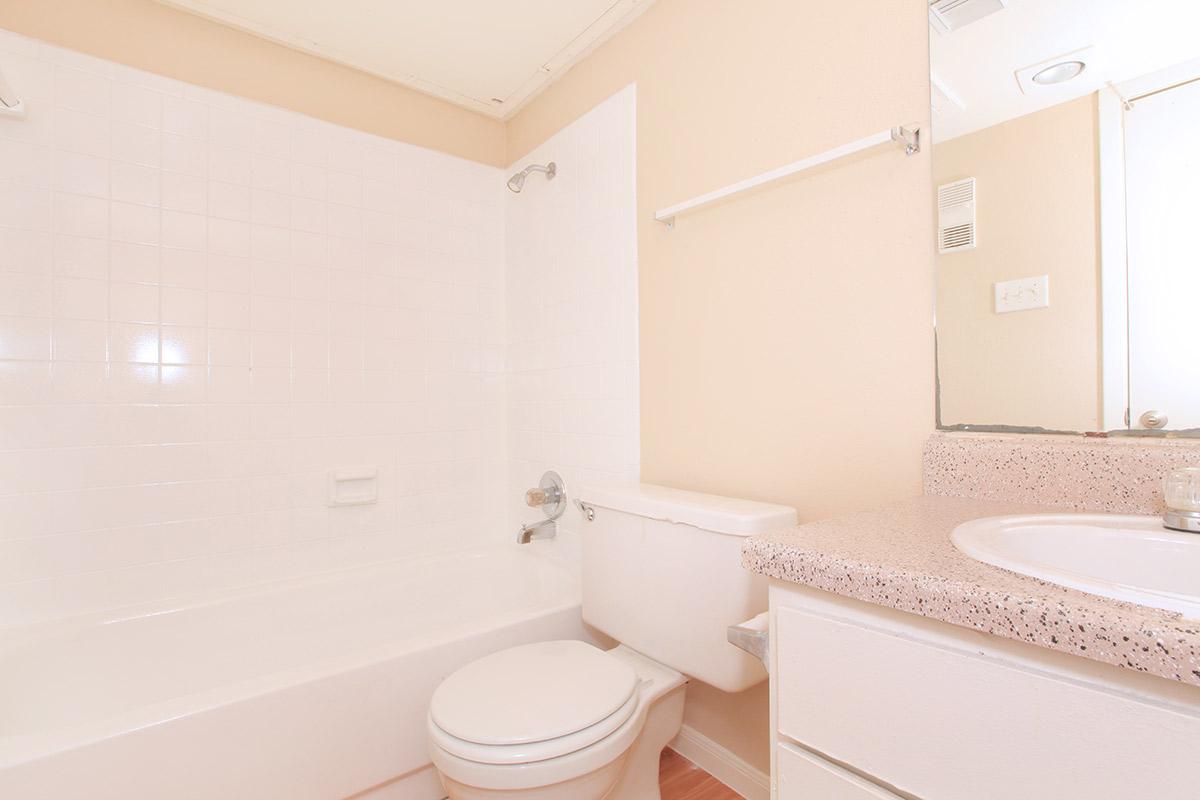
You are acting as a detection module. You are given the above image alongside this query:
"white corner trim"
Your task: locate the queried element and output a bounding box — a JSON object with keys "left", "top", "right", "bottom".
{"left": 1097, "top": 85, "right": 1129, "bottom": 432}
{"left": 669, "top": 725, "right": 770, "bottom": 800}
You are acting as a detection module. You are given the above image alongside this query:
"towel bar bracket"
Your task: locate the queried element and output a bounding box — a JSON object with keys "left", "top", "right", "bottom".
{"left": 891, "top": 125, "right": 920, "bottom": 155}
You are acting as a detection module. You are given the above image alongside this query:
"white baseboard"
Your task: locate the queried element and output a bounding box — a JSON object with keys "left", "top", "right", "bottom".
{"left": 669, "top": 725, "right": 770, "bottom": 800}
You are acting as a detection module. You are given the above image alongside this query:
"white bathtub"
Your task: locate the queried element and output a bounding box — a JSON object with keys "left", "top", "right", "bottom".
{"left": 0, "top": 542, "right": 589, "bottom": 800}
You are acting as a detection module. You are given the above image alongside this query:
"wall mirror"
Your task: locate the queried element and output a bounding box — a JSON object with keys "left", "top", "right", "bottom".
{"left": 930, "top": 0, "right": 1200, "bottom": 435}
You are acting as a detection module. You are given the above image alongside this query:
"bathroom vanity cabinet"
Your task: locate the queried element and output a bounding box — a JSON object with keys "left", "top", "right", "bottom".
{"left": 767, "top": 581, "right": 1200, "bottom": 800}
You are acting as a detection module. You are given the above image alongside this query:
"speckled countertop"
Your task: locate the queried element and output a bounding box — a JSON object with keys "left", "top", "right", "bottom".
{"left": 742, "top": 495, "right": 1200, "bottom": 687}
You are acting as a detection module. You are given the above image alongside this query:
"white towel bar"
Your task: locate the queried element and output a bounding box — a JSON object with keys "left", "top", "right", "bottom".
{"left": 654, "top": 125, "right": 919, "bottom": 228}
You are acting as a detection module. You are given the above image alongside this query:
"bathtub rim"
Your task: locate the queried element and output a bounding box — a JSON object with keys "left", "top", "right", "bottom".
{"left": 0, "top": 539, "right": 580, "bottom": 771}
{"left": 1, "top": 537, "right": 574, "bottom": 637}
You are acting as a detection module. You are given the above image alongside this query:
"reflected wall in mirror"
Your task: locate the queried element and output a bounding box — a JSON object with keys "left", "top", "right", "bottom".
{"left": 930, "top": 0, "right": 1200, "bottom": 434}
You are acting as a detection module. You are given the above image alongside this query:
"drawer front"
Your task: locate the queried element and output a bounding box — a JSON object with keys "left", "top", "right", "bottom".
{"left": 777, "top": 742, "right": 900, "bottom": 800}
{"left": 774, "top": 603, "right": 1200, "bottom": 800}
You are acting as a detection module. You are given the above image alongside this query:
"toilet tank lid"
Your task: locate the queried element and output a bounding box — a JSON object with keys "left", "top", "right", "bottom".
{"left": 579, "top": 483, "right": 797, "bottom": 536}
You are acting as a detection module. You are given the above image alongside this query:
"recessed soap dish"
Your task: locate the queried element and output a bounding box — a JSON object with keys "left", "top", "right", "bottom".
{"left": 328, "top": 467, "right": 379, "bottom": 507}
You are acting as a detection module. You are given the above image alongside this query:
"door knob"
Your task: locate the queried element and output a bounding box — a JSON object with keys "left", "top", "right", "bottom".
{"left": 1139, "top": 410, "right": 1168, "bottom": 429}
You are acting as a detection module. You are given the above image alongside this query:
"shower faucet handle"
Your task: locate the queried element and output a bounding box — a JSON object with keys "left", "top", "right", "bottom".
{"left": 524, "top": 471, "right": 567, "bottom": 519}
{"left": 525, "top": 487, "right": 555, "bottom": 507}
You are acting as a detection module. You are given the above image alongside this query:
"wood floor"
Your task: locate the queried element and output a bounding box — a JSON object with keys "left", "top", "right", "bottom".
{"left": 659, "top": 748, "right": 742, "bottom": 800}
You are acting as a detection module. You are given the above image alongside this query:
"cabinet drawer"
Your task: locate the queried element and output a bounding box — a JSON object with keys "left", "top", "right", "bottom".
{"left": 777, "top": 742, "right": 900, "bottom": 800}
{"left": 774, "top": 602, "right": 1200, "bottom": 800}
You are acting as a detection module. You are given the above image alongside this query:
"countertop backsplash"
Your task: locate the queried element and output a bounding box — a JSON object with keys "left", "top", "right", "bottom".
{"left": 924, "top": 431, "right": 1200, "bottom": 514}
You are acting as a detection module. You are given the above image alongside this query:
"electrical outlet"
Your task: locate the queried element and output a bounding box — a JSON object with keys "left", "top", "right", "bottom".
{"left": 994, "top": 275, "right": 1049, "bottom": 313}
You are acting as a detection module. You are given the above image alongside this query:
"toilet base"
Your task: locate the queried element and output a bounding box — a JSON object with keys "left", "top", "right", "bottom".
{"left": 604, "top": 680, "right": 686, "bottom": 800}
{"left": 439, "top": 752, "right": 631, "bottom": 800}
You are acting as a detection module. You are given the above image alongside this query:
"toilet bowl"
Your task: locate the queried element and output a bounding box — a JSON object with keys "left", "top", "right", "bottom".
{"left": 427, "top": 641, "right": 685, "bottom": 800}
{"left": 428, "top": 484, "right": 797, "bottom": 800}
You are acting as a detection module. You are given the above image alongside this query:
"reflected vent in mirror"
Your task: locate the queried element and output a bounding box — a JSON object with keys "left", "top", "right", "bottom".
{"left": 929, "top": 0, "right": 1007, "bottom": 35}
{"left": 937, "top": 177, "right": 977, "bottom": 253}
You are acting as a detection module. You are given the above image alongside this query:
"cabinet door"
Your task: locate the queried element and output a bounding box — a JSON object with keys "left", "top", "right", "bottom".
{"left": 774, "top": 603, "right": 1200, "bottom": 799}
{"left": 777, "top": 742, "right": 900, "bottom": 800}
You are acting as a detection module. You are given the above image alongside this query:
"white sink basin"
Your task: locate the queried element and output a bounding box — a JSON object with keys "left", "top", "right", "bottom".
{"left": 952, "top": 514, "right": 1200, "bottom": 618}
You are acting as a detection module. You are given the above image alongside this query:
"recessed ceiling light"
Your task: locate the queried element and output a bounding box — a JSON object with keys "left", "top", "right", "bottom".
{"left": 1031, "top": 60, "right": 1086, "bottom": 85}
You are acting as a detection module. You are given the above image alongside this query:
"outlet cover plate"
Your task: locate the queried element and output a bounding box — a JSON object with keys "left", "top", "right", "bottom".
{"left": 995, "top": 275, "right": 1049, "bottom": 313}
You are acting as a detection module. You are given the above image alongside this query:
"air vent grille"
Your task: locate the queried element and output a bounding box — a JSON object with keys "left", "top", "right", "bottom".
{"left": 940, "top": 224, "right": 975, "bottom": 251}
{"left": 938, "top": 179, "right": 974, "bottom": 209}
{"left": 938, "top": 177, "right": 977, "bottom": 253}
{"left": 929, "top": 0, "right": 1007, "bottom": 34}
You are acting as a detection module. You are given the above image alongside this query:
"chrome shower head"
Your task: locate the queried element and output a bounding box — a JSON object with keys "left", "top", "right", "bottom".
{"left": 506, "top": 161, "right": 556, "bottom": 193}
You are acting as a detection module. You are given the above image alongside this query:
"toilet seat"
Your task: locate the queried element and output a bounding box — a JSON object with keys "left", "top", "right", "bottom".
{"left": 429, "top": 640, "right": 640, "bottom": 765}
{"left": 428, "top": 643, "right": 688, "bottom": 795}
{"left": 429, "top": 689, "right": 640, "bottom": 765}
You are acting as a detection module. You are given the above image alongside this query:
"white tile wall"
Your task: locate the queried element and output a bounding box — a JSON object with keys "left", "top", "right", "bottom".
{"left": 504, "top": 86, "right": 640, "bottom": 535}
{"left": 0, "top": 29, "right": 509, "bottom": 624}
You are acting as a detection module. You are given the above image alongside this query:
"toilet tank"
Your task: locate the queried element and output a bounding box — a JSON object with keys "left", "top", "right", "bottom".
{"left": 577, "top": 484, "right": 797, "bottom": 693}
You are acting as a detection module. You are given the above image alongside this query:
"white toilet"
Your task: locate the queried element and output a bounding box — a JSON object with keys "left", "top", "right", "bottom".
{"left": 427, "top": 484, "right": 797, "bottom": 800}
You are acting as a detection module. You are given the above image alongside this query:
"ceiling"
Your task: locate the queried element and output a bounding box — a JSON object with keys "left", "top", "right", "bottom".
{"left": 155, "top": 0, "right": 654, "bottom": 119}
{"left": 930, "top": 0, "right": 1200, "bottom": 141}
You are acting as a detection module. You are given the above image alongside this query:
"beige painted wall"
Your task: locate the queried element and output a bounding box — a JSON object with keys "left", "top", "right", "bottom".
{"left": 0, "top": 0, "right": 505, "bottom": 165}
{"left": 508, "top": 0, "right": 935, "bottom": 774}
{"left": 508, "top": 0, "right": 934, "bottom": 524}
{"left": 934, "top": 96, "right": 1101, "bottom": 431}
